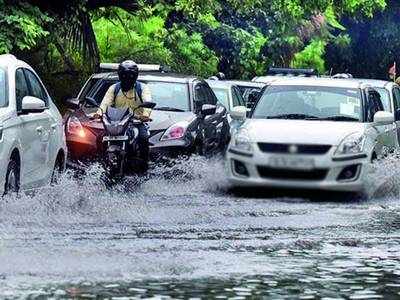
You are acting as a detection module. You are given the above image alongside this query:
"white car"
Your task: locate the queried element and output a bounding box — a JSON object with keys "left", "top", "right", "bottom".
{"left": 226, "top": 77, "right": 399, "bottom": 192}
{"left": 0, "top": 54, "right": 67, "bottom": 194}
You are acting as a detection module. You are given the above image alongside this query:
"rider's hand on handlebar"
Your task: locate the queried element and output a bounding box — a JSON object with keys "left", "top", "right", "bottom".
{"left": 137, "top": 115, "right": 152, "bottom": 122}
{"left": 91, "top": 113, "right": 102, "bottom": 120}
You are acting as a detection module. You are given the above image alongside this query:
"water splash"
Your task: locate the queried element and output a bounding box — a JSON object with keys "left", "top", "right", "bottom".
{"left": 364, "top": 152, "right": 400, "bottom": 199}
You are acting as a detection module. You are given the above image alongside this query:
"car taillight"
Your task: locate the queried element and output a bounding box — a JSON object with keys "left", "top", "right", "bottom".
{"left": 67, "top": 116, "right": 86, "bottom": 138}
{"left": 161, "top": 121, "right": 189, "bottom": 141}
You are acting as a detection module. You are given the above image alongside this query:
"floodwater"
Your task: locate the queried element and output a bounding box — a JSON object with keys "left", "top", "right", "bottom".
{"left": 1, "top": 156, "right": 400, "bottom": 299}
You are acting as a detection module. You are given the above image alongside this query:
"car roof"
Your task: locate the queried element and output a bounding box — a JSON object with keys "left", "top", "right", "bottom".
{"left": 206, "top": 80, "right": 235, "bottom": 89}
{"left": 0, "top": 54, "right": 31, "bottom": 70}
{"left": 268, "top": 77, "right": 368, "bottom": 89}
{"left": 91, "top": 72, "right": 199, "bottom": 83}
{"left": 224, "top": 80, "right": 265, "bottom": 88}
{"left": 350, "top": 78, "right": 396, "bottom": 89}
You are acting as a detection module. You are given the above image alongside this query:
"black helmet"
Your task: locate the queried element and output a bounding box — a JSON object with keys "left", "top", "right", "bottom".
{"left": 118, "top": 60, "right": 139, "bottom": 91}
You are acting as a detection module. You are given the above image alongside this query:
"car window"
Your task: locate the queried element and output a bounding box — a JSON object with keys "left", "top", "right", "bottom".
{"left": 78, "top": 77, "right": 101, "bottom": 101}
{"left": 366, "top": 90, "right": 384, "bottom": 122}
{"left": 393, "top": 87, "right": 400, "bottom": 111}
{"left": 91, "top": 80, "right": 116, "bottom": 104}
{"left": 146, "top": 82, "right": 190, "bottom": 111}
{"left": 194, "top": 84, "right": 207, "bottom": 110}
{"left": 203, "top": 85, "right": 217, "bottom": 105}
{"left": 0, "top": 68, "right": 7, "bottom": 107}
{"left": 24, "top": 69, "right": 48, "bottom": 104}
{"left": 253, "top": 85, "right": 363, "bottom": 121}
{"left": 232, "top": 86, "right": 245, "bottom": 107}
{"left": 375, "top": 88, "right": 391, "bottom": 112}
{"left": 15, "top": 68, "right": 29, "bottom": 112}
{"left": 212, "top": 88, "right": 229, "bottom": 109}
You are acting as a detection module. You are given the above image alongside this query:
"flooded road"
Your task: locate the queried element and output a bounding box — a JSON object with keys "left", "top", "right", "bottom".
{"left": 1, "top": 157, "right": 400, "bottom": 298}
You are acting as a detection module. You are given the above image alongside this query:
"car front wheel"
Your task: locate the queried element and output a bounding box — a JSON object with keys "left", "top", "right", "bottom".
{"left": 4, "top": 159, "right": 20, "bottom": 195}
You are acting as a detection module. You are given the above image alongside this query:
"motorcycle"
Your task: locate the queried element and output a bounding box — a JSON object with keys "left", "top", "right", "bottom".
{"left": 85, "top": 97, "right": 156, "bottom": 178}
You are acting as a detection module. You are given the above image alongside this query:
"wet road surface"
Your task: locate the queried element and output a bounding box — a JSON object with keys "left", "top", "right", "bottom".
{"left": 1, "top": 157, "right": 400, "bottom": 298}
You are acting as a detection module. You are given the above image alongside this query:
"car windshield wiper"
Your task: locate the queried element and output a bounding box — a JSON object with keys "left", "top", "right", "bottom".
{"left": 317, "top": 115, "right": 359, "bottom": 122}
{"left": 154, "top": 107, "right": 185, "bottom": 112}
{"left": 264, "top": 114, "right": 319, "bottom": 120}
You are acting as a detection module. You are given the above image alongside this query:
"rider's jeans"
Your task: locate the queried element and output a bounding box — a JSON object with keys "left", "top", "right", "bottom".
{"left": 127, "top": 123, "right": 149, "bottom": 160}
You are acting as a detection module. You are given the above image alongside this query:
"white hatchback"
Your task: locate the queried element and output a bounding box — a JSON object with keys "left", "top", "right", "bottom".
{"left": 226, "top": 77, "right": 399, "bottom": 192}
{"left": 0, "top": 54, "right": 67, "bottom": 194}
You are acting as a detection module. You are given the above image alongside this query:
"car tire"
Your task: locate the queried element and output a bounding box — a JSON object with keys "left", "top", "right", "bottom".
{"left": 4, "top": 159, "right": 20, "bottom": 195}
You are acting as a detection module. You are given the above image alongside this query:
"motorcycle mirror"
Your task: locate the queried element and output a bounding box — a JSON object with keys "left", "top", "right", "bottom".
{"left": 85, "top": 96, "right": 99, "bottom": 108}
{"left": 140, "top": 102, "right": 157, "bottom": 109}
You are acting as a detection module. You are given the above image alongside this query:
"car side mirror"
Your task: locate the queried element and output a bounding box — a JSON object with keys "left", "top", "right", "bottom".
{"left": 21, "top": 96, "right": 45, "bottom": 114}
{"left": 231, "top": 106, "right": 247, "bottom": 121}
{"left": 85, "top": 96, "right": 99, "bottom": 108}
{"left": 201, "top": 104, "right": 216, "bottom": 116}
{"left": 139, "top": 102, "right": 157, "bottom": 109}
{"left": 374, "top": 111, "right": 395, "bottom": 125}
{"left": 65, "top": 98, "right": 80, "bottom": 110}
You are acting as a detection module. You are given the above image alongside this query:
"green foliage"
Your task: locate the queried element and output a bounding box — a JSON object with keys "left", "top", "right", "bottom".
{"left": 292, "top": 39, "right": 327, "bottom": 73}
{"left": 0, "top": 1, "right": 51, "bottom": 53}
{"left": 93, "top": 10, "right": 218, "bottom": 77}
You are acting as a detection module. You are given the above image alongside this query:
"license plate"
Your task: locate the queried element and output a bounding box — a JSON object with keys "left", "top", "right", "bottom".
{"left": 268, "top": 156, "right": 315, "bottom": 170}
{"left": 103, "top": 136, "right": 129, "bottom": 142}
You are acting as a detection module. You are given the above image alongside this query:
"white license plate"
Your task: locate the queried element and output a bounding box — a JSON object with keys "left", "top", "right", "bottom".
{"left": 268, "top": 156, "right": 315, "bottom": 170}
{"left": 103, "top": 136, "right": 129, "bottom": 142}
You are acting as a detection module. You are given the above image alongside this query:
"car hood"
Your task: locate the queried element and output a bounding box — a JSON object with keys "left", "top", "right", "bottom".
{"left": 242, "top": 119, "right": 366, "bottom": 146}
{"left": 148, "top": 110, "right": 195, "bottom": 131}
{"left": 80, "top": 110, "right": 196, "bottom": 132}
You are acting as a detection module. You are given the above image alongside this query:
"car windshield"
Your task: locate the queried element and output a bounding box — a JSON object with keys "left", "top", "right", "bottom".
{"left": 0, "top": 68, "right": 7, "bottom": 107}
{"left": 375, "top": 87, "right": 391, "bottom": 111}
{"left": 212, "top": 88, "right": 229, "bottom": 108}
{"left": 253, "top": 85, "right": 362, "bottom": 121}
{"left": 146, "top": 82, "right": 190, "bottom": 111}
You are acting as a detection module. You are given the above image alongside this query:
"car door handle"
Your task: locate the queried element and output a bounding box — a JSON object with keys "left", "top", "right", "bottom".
{"left": 36, "top": 126, "right": 44, "bottom": 134}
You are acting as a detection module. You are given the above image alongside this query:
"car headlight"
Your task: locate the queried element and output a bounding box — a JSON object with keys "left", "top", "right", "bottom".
{"left": 231, "top": 128, "right": 253, "bottom": 154}
{"left": 67, "top": 116, "right": 86, "bottom": 138}
{"left": 335, "top": 132, "right": 365, "bottom": 157}
{"left": 161, "top": 121, "right": 189, "bottom": 141}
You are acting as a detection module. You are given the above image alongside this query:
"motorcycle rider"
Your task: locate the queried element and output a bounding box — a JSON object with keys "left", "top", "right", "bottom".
{"left": 97, "top": 60, "right": 152, "bottom": 171}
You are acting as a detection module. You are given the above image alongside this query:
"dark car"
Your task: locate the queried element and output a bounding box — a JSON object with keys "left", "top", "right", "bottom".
{"left": 206, "top": 80, "right": 246, "bottom": 113}
{"left": 218, "top": 80, "right": 265, "bottom": 109}
{"left": 64, "top": 71, "right": 230, "bottom": 166}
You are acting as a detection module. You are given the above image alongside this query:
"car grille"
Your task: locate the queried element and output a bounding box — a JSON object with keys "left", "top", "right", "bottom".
{"left": 258, "top": 143, "right": 331, "bottom": 155}
{"left": 257, "top": 166, "right": 328, "bottom": 181}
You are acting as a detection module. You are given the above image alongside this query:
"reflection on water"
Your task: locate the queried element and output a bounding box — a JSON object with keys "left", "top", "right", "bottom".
{"left": 1, "top": 155, "right": 400, "bottom": 298}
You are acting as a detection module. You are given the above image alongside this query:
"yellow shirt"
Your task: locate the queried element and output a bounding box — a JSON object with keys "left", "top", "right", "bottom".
{"left": 99, "top": 83, "right": 152, "bottom": 117}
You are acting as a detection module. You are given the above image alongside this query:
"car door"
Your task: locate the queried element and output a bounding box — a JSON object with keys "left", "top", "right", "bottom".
{"left": 392, "top": 86, "right": 400, "bottom": 145}
{"left": 232, "top": 86, "right": 246, "bottom": 108}
{"left": 16, "top": 68, "right": 51, "bottom": 188}
{"left": 25, "top": 69, "right": 59, "bottom": 179}
{"left": 203, "top": 83, "right": 228, "bottom": 152}
{"left": 367, "top": 89, "right": 397, "bottom": 151}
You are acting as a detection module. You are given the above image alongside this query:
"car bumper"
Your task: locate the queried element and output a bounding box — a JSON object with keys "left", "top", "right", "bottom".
{"left": 226, "top": 148, "right": 369, "bottom": 192}
{"left": 149, "top": 135, "right": 193, "bottom": 159}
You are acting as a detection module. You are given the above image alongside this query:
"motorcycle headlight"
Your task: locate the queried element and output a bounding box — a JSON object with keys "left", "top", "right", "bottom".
{"left": 231, "top": 128, "right": 253, "bottom": 154}
{"left": 161, "top": 121, "right": 189, "bottom": 141}
{"left": 335, "top": 132, "right": 365, "bottom": 157}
